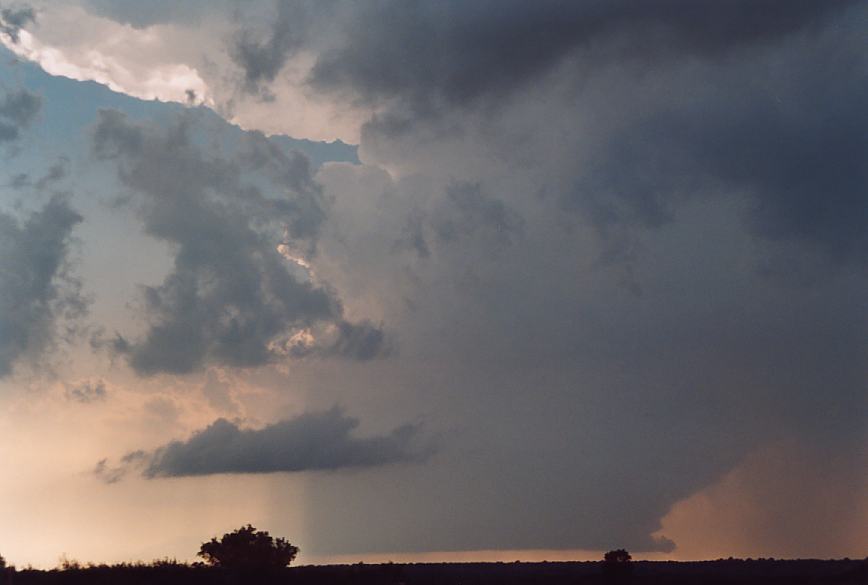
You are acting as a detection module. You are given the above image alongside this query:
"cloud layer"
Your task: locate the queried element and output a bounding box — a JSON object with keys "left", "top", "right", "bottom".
{"left": 305, "top": 0, "right": 855, "bottom": 111}
{"left": 96, "top": 408, "right": 430, "bottom": 482}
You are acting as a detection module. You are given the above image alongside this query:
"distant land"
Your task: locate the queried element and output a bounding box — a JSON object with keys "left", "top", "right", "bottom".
{"left": 3, "top": 559, "right": 866, "bottom": 585}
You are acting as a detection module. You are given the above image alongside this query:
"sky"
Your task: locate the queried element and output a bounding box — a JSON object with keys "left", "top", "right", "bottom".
{"left": 0, "top": 0, "right": 866, "bottom": 568}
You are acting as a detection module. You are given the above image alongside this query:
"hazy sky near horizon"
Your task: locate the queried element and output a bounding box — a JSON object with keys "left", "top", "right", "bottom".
{"left": 0, "top": 0, "right": 866, "bottom": 568}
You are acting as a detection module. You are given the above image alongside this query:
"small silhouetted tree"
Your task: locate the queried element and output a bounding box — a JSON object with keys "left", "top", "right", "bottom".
{"left": 0, "top": 553, "right": 8, "bottom": 584}
{"left": 198, "top": 525, "right": 299, "bottom": 570}
{"left": 604, "top": 549, "right": 631, "bottom": 564}
{"left": 603, "top": 549, "right": 633, "bottom": 583}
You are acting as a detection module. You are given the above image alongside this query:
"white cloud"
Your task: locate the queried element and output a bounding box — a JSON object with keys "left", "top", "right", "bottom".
{"left": 2, "top": 6, "right": 211, "bottom": 105}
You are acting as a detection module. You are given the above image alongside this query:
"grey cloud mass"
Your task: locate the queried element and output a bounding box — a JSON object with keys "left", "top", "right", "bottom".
{"left": 92, "top": 109, "right": 386, "bottom": 374}
{"left": 0, "top": 195, "right": 85, "bottom": 377}
{"left": 231, "top": 1, "right": 856, "bottom": 113}
{"left": 282, "top": 0, "right": 868, "bottom": 556}
{"left": 96, "top": 408, "right": 430, "bottom": 482}
{"left": 325, "top": 320, "right": 390, "bottom": 361}
{"left": 565, "top": 33, "right": 868, "bottom": 265}
{"left": 230, "top": 1, "right": 868, "bottom": 264}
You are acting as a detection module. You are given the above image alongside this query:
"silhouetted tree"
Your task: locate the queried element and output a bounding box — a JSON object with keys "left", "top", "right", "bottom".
{"left": 197, "top": 525, "right": 298, "bottom": 570}
{"left": 604, "top": 549, "right": 631, "bottom": 564}
{"left": 0, "top": 553, "right": 8, "bottom": 585}
{"left": 603, "top": 549, "right": 633, "bottom": 583}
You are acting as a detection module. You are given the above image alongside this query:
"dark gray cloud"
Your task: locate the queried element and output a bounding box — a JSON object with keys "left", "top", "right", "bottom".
{"left": 347, "top": 1, "right": 868, "bottom": 270}
{"left": 0, "top": 195, "right": 86, "bottom": 377}
{"left": 0, "top": 4, "right": 35, "bottom": 44}
{"left": 0, "top": 89, "right": 41, "bottom": 143}
{"left": 66, "top": 379, "right": 107, "bottom": 403}
{"left": 96, "top": 408, "right": 430, "bottom": 482}
{"left": 238, "top": 130, "right": 325, "bottom": 243}
{"left": 295, "top": 2, "right": 868, "bottom": 556}
{"left": 91, "top": 109, "right": 386, "bottom": 375}
{"left": 242, "top": 0, "right": 868, "bottom": 269}
{"left": 227, "top": 0, "right": 868, "bottom": 265}
{"left": 228, "top": 0, "right": 855, "bottom": 113}
{"left": 303, "top": 196, "right": 868, "bottom": 554}
{"left": 231, "top": 0, "right": 319, "bottom": 98}
{"left": 566, "top": 32, "right": 868, "bottom": 265}
{"left": 326, "top": 320, "right": 390, "bottom": 361}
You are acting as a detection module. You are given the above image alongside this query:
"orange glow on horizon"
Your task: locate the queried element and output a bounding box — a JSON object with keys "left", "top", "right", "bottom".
{"left": 301, "top": 548, "right": 681, "bottom": 566}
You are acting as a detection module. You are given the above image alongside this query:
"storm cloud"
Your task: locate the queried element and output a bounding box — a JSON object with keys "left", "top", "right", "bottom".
{"left": 96, "top": 408, "right": 430, "bottom": 482}
{"left": 0, "top": 195, "right": 85, "bottom": 377}
{"left": 229, "top": 1, "right": 856, "bottom": 114}
{"left": 1, "top": 0, "right": 866, "bottom": 564}
{"left": 56, "top": 0, "right": 868, "bottom": 557}
{"left": 92, "top": 109, "right": 386, "bottom": 374}
{"left": 287, "top": 0, "right": 868, "bottom": 555}
{"left": 562, "top": 28, "right": 868, "bottom": 265}
{"left": 224, "top": 0, "right": 868, "bottom": 266}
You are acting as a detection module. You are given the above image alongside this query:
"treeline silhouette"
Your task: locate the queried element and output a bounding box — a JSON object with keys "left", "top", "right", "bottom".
{"left": 3, "top": 559, "right": 867, "bottom": 585}
{"left": 1, "top": 526, "right": 865, "bottom": 585}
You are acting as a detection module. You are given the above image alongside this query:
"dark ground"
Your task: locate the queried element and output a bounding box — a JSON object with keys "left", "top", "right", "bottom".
{"left": 3, "top": 559, "right": 866, "bottom": 585}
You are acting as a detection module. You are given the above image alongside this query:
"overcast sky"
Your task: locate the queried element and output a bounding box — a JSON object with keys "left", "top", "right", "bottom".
{"left": 0, "top": 0, "right": 866, "bottom": 568}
